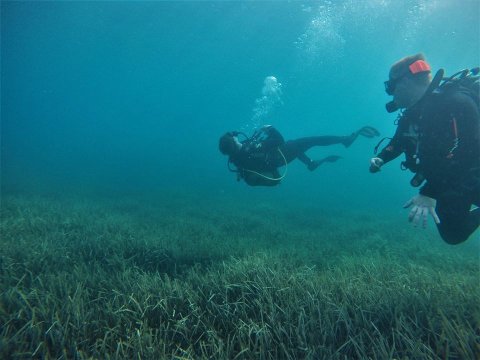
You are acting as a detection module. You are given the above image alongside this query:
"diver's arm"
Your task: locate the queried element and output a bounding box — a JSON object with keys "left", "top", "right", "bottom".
{"left": 369, "top": 113, "right": 415, "bottom": 173}
{"left": 376, "top": 131, "right": 405, "bottom": 164}
{"left": 418, "top": 182, "right": 437, "bottom": 199}
{"left": 369, "top": 134, "right": 404, "bottom": 172}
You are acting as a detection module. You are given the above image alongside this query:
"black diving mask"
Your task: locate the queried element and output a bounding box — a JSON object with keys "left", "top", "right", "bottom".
{"left": 384, "top": 79, "right": 397, "bottom": 96}
{"left": 384, "top": 77, "right": 403, "bottom": 112}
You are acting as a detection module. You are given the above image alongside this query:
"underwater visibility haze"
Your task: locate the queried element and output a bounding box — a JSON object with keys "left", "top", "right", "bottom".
{"left": 1, "top": 1, "right": 479, "bottom": 358}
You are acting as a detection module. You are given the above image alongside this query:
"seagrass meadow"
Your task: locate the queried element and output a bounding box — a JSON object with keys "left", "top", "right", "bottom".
{"left": 3, "top": 1, "right": 480, "bottom": 359}
{"left": 1, "top": 191, "right": 479, "bottom": 359}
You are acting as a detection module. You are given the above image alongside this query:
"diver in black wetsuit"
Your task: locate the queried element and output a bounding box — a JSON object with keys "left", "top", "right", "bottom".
{"left": 370, "top": 53, "right": 480, "bottom": 244}
{"left": 219, "top": 125, "right": 379, "bottom": 187}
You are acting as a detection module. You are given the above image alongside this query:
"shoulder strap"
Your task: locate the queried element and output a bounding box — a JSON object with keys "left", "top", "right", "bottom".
{"left": 436, "top": 68, "right": 480, "bottom": 108}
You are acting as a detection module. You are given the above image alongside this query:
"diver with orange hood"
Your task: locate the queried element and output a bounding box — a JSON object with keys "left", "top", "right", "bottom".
{"left": 370, "top": 53, "right": 479, "bottom": 244}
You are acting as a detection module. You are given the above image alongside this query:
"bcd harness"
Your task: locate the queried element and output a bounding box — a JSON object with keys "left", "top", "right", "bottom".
{"left": 227, "top": 130, "right": 288, "bottom": 182}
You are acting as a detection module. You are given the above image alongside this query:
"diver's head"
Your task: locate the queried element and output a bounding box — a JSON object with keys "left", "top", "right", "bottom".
{"left": 385, "top": 53, "right": 432, "bottom": 110}
{"left": 219, "top": 132, "right": 242, "bottom": 156}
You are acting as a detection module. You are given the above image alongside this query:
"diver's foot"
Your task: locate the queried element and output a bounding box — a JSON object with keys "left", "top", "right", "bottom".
{"left": 308, "top": 160, "right": 322, "bottom": 171}
{"left": 342, "top": 132, "right": 358, "bottom": 148}
{"left": 323, "top": 155, "right": 343, "bottom": 163}
{"left": 358, "top": 126, "right": 380, "bottom": 138}
{"left": 308, "top": 156, "right": 342, "bottom": 171}
{"left": 342, "top": 126, "right": 380, "bottom": 147}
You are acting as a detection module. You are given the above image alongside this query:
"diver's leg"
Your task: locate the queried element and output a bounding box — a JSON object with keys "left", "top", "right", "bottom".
{"left": 280, "top": 136, "right": 348, "bottom": 161}
{"left": 293, "top": 136, "right": 350, "bottom": 149}
{"left": 343, "top": 126, "right": 381, "bottom": 147}
{"left": 297, "top": 152, "right": 323, "bottom": 171}
{"left": 279, "top": 138, "right": 345, "bottom": 169}
{"left": 281, "top": 127, "right": 380, "bottom": 159}
{"left": 293, "top": 151, "right": 342, "bottom": 171}
{"left": 307, "top": 156, "right": 343, "bottom": 171}
{"left": 297, "top": 153, "right": 313, "bottom": 166}
{"left": 436, "top": 190, "right": 480, "bottom": 244}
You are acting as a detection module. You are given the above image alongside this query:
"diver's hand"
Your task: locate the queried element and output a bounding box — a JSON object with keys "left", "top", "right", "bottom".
{"left": 369, "top": 157, "right": 384, "bottom": 173}
{"left": 403, "top": 194, "right": 440, "bottom": 228}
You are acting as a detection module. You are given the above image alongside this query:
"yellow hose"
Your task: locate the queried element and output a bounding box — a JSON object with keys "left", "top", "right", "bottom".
{"left": 243, "top": 148, "right": 288, "bottom": 181}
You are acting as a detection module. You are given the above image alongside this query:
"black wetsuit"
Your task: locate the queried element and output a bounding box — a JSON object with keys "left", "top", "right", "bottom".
{"left": 377, "top": 89, "right": 480, "bottom": 244}
{"left": 229, "top": 126, "right": 348, "bottom": 187}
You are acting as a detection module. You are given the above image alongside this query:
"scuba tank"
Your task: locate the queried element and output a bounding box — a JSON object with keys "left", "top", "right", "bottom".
{"left": 436, "top": 67, "right": 479, "bottom": 107}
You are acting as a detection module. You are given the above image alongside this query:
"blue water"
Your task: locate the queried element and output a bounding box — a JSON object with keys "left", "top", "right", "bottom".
{"left": 2, "top": 1, "right": 479, "bottom": 212}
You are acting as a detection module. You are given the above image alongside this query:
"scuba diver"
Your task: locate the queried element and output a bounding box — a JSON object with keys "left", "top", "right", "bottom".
{"left": 370, "top": 53, "right": 480, "bottom": 244}
{"left": 219, "top": 125, "right": 379, "bottom": 187}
